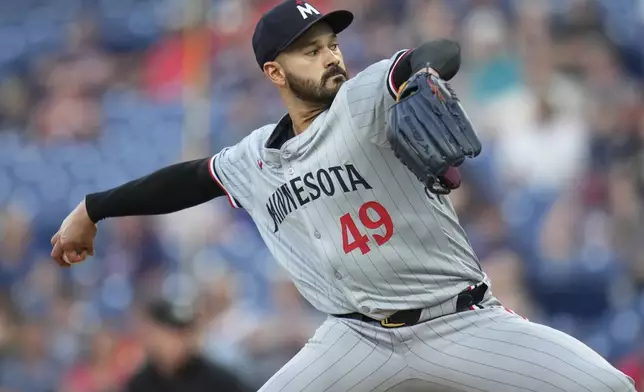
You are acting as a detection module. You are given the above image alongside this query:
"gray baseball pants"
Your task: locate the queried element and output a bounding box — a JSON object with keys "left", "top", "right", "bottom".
{"left": 259, "top": 296, "right": 635, "bottom": 392}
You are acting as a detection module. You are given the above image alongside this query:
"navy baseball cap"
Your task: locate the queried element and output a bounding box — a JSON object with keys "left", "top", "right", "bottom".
{"left": 252, "top": 0, "right": 354, "bottom": 70}
{"left": 145, "top": 298, "right": 197, "bottom": 330}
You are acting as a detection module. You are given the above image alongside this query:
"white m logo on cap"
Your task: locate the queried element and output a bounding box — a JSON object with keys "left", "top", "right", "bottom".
{"left": 297, "top": 3, "right": 320, "bottom": 19}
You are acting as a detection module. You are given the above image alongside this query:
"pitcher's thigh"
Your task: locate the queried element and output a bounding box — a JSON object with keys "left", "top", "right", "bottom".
{"left": 404, "top": 308, "right": 635, "bottom": 392}
{"left": 259, "top": 318, "right": 406, "bottom": 392}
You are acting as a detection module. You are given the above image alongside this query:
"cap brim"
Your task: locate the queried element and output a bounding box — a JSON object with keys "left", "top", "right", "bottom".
{"left": 277, "top": 10, "right": 354, "bottom": 55}
{"left": 320, "top": 10, "right": 354, "bottom": 35}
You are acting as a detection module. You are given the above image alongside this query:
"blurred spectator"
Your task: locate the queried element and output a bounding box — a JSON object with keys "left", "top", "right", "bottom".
{"left": 0, "top": 295, "right": 18, "bottom": 359}
{"left": 49, "top": 292, "right": 80, "bottom": 367}
{"left": 102, "top": 216, "right": 168, "bottom": 283}
{"left": 608, "top": 106, "right": 644, "bottom": 288}
{"left": 0, "top": 77, "right": 30, "bottom": 132}
{"left": 0, "top": 206, "right": 34, "bottom": 291}
{"left": 538, "top": 191, "right": 581, "bottom": 261}
{"left": 32, "top": 14, "right": 113, "bottom": 142}
{"left": 411, "top": 0, "right": 456, "bottom": 42}
{"left": 473, "top": 204, "right": 516, "bottom": 257}
{"left": 481, "top": 248, "right": 536, "bottom": 320}
{"left": 61, "top": 329, "right": 128, "bottom": 392}
{"left": 0, "top": 322, "right": 60, "bottom": 392}
{"left": 200, "top": 268, "right": 259, "bottom": 378}
{"left": 123, "top": 298, "right": 252, "bottom": 392}
{"left": 12, "top": 258, "right": 62, "bottom": 320}
{"left": 243, "top": 274, "right": 324, "bottom": 386}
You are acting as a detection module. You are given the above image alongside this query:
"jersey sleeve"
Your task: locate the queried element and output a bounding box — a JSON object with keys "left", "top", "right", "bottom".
{"left": 208, "top": 134, "right": 256, "bottom": 210}
{"left": 342, "top": 49, "right": 411, "bottom": 146}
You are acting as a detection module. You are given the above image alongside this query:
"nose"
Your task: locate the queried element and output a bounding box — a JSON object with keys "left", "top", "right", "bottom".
{"left": 322, "top": 48, "right": 341, "bottom": 68}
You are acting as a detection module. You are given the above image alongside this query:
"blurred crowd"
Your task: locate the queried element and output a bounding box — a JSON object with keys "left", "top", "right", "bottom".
{"left": 1, "top": 0, "right": 644, "bottom": 391}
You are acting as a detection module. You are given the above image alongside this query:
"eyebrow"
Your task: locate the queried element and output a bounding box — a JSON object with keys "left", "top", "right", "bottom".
{"left": 302, "top": 33, "right": 338, "bottom": 49}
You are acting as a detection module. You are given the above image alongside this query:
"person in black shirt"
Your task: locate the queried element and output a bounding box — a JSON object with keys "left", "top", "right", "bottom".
{"left": 123, "top": 298, "right": 252, "bottom": 392}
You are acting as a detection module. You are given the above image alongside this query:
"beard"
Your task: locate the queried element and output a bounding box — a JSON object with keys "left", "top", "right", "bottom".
{"left": 285, "top": 64, "right": 349, "bottom": 106}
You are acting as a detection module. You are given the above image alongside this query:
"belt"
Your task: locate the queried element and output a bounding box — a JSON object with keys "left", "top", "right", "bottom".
{"left": 333, "top": 283, "right": 488, "bottom": 328}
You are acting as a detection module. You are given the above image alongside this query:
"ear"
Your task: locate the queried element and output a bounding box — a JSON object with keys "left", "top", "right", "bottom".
{"left": 264, "top": 61, "right": 286, "bottom": 87}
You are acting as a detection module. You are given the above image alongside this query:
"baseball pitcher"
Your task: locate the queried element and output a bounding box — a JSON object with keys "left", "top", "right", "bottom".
{"left": 50, "top": 1, "right": 635, "bottom": 391}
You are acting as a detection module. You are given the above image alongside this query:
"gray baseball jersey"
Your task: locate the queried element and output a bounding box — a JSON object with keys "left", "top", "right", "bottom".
{"left": 210, "top": 50, "right": 487, "bottom": 320}
{"left": 209, "top": 51, "right": 635, "bottom": 391}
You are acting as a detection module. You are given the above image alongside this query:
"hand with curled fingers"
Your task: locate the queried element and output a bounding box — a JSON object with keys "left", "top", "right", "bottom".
{"left": 50, "top": 200, "right": 97, "bottom": 267}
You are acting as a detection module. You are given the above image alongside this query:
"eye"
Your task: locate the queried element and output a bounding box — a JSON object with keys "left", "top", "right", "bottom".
{"left": 330, "top": 44, "right": 339, "bottom": 51}
{"left": 307, "top": 49, "right": 318, "bottom": 57}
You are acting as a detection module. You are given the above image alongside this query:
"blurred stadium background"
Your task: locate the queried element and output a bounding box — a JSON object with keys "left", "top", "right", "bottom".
{"left": 0, "top": 0, "right": 643, "bottom": 390}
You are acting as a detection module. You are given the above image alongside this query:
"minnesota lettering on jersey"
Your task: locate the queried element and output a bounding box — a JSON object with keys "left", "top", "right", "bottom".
{"left": 267, "top": 164, "right": 372, "bottom": 232}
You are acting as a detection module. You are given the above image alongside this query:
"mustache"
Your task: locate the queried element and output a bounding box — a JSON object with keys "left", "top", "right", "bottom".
{"left": 322, "top": 66, "right": 348, "bottom": 82}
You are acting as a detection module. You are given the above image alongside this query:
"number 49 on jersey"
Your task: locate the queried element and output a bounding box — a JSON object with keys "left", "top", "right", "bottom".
{"left": 340, "top": 201, "right": 394, "bottom": 255}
